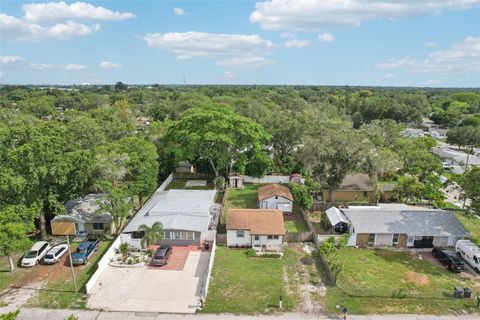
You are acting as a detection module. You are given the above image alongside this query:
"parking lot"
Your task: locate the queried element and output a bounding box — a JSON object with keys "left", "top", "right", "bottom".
{"left": 87, "top": 247, "right": 211, "bottom": 313}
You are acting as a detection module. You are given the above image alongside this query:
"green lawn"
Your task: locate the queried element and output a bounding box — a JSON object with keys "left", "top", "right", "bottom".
{"left": 284, "top": 220, "right": 309, "bottom": 233}
{"left": 0, "top": 255, "right": 28, "bottom": 293}
{"left": 222, "top": 184, "right": 260, "bottom": 223}
{"left": 456, "top": 212, "right": 480, "bottom": 246}
{"left": 326, "top": 248, "right": 480, "bottom": 315}
{"left": 166, "top": 180, "right": 215, "bottom": 190}
{"left": 27, "top": 240, "right": 112, "bottom": 309}
{"left": 203, "top": 246, "right": 300, "bottom": 313}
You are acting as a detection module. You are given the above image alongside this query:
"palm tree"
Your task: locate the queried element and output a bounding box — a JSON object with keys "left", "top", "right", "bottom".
{"left": 138, "top": 222, "right": 163, "bottom": 249}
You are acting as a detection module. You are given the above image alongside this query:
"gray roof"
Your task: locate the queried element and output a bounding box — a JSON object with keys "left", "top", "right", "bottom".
{"left": 53, "top": 194, "right": 112, "bottom": 224}
{"left": 340, "top": 203, "right": 468, "bottom": 237}
{"left": 123, "top": 189, "right": 216, "bottom": 233}
{"left": 431, "top": 147, "right": 480, "bottom": 166}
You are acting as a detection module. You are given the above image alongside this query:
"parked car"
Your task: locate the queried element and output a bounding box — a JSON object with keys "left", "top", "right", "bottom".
{"left": 43, "top": 243, "right": 69, "bottom": 264}
{"left": 456, "top": 240, "right": 480, "bottom": 273}
{"left": 152, "top": 245, "right": 172, "bottom": 266}
{"left": 432, "top": 247, "right": 464, "bottom": 272}
{"left": 21, "top": 241, "right": 51, "bottom": 267}
{"left": 71, "top": 239, "right": 99, "bottom": 265}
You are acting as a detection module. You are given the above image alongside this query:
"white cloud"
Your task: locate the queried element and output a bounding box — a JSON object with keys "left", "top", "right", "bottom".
{"left": 284, "top": 39, "right": 312, "bottom": 48}
{"left": 143, "top": 31, "right": 275, "bottom": 67}
{"left": 60, "top": 64, "right": 86, "bottom": 71}
{"left": 217, "top": 57, "right": 275, "bottom": 68}
{"left": 0, "top": 2, "right": 133, "bottom": 42}
{"left": 0, "top": 55, "right": 27, "bottom": 65}
{"left": 377, "top": 36, "right": 480, "bottom": 74}
{"left": 318, "top": 32, "right": 335, "bottom": 42}
{"left": 250, "top": 0, "right": 480, "bottom": 31}
{"left": 385, "top": 73, "right": 395, "bottom": 78}
{"left": 0, "top": 55, "right": 86, "bottom": 71}
{"left": 99, "top": 61, "right": 121, "bottom": 69}
{"left": 174, "top": 8, "right": 186, "bottom": 16}
{"left": 22, "top": 1, "right": 135, "bottom": 22}
{"left": 281, "top": 32, "right": 296, "bottom": 39}
{"left": 222, "top": 71, "right": 238, "bottom": 79}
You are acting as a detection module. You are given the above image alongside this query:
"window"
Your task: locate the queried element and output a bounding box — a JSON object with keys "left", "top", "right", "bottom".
{"left": 273, "top": 235, "right": 279, "bottom": 240}
{"left": 267, "top": 235, "right": 273, "bottom": 239}
{"left": 393, "top": 233, "right": 399, "bottom": 244}
{"left": 254, "top": 235, "right": 259, "bottom": 241}
{"left": 275, "top": 196, "right": 278, "bottom": 199}
{"left": 187, "top": 232, "right": 194, "bottom": 240}
{"left": 474, "top": 256, "right": 478, "bottom": 264}
{"left": 174, "top": 232, "right": 181, "bottom": 240}
{"left": 171, "top": 231, "right": 195, "bottom": 240}
{"left": 92, "top": 223, "right": 104, "bottom": 231}
{"left": 163, "top": 231, "right": 171, "bottom": 239}
{"left": 368, "top": 234, "right": 375, "bottom": 244}
{"left": 132, "top": 231, "right": 145, "bottom": 239}
{"left": 236, "top": 230, "right": 245, "bottom": 238}
{"left": 363, "top": 191, "right": 368, "bottom": 198}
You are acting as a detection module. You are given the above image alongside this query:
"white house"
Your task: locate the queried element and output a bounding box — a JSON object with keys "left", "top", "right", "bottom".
{"left": 326, "top": 204, "right": 468, "bottom": 248}
{"left": 226, "top": 209, "right": 285, "bottom": 251}
{"left": 258, "top": 184, "right": 293, "bottom": 214}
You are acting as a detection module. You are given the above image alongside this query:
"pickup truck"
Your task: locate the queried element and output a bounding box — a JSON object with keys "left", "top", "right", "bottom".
{"left": 71, "top": 239, "right": 99, "bottom": 265}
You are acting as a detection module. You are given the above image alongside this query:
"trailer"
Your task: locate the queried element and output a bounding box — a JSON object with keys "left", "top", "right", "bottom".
{"left": 455, "top": 240, "right": 480, "bottom": 273}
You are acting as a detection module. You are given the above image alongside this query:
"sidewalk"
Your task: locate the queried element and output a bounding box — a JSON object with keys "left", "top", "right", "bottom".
{"left": 1, "top": 307, "right": 479, "bottom": 320}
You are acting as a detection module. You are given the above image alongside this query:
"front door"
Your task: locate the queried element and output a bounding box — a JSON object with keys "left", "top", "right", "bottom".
{"left": 261, "top": 201, "right": 268, "bottom": 209}
{"left": 253, "top": 235, "right": 261, "bottom": 248}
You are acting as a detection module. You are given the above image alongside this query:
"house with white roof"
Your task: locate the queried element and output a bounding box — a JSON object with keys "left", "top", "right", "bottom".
{"left": 326, "top": 204, "right": 468, "bottom": 248}
{"left": 121, "top": 189, "right": 216, "bottom": 248}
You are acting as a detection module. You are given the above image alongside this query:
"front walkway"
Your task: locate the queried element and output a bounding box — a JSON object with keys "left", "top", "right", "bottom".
{"left": 1, "top": 308, "right": 479, "bottom": 320}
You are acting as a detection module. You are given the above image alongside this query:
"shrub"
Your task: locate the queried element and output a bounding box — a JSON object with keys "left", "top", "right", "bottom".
{"left": 337, "top": 234, "right": 350, "bottom": 248}
{"left": 246, "top": 249, "right": 257, "bottom": 257}
{"left": 289, "top": 182, "right": 313, "bottom": 210}
{"left": 320, "top": 241, "right": 336, "bottom": 255}
{"left": 0, "top": 310, "right": 20, "bottom": 320}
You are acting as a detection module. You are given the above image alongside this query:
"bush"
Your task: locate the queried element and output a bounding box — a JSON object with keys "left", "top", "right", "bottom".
{"left": 64, "top": 315, "right": 79, "bottom": 320}
{"left": 0, "top": 310, "right": 19, "bottom": 320}
{"left": 289, "top": 182, "right": 313, "bottom": 210}
{"left": 338, "top": 234, "right": 350, "bottom": 248}
{"left": 320, "top": 241, "right": 336, "bottom": 255}
{"left": 246, "top": 249, "right": 257, "bottom": 257}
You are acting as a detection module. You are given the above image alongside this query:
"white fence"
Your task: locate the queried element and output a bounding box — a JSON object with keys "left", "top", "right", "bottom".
{"left": 85, "top": 235, "right": 121, "bottom": 293}
{"left": 202, "top": 237, "right": 217, "bottom": 300}
{"left": 84, "top": 172, "right": 174, "bottom": 294}
{"left": 243, "top": 175, "right": 290, "bottom": 184}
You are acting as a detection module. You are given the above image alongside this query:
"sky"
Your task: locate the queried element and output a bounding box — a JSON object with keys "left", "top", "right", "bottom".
{"left": 0, "top": 0, "right": 479, "bottom": 86}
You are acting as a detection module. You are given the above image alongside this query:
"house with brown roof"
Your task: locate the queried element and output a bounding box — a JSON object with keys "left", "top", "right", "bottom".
{"left": 226, "top": 209, "right": 285, "bottom": 251}
{"left": 258, "top": 183, "right": 294, "bottom": 213}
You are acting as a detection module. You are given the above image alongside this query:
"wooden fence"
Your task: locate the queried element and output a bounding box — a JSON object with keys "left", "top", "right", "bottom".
{"left": 284, "top": 231, "right": 314, "bottom": 242}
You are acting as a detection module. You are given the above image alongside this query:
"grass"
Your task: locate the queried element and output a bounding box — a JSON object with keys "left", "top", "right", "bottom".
{"left": 456, "top": 212, "right": 480, "bottom": 246}
{"left": 326, "top": 248, "right": 480, "bottom": 315}
{"left": 222, "top": 183, "right": 260, "bottom": 223}
{"left": 27, "top": 240, "right": 112, "bottom": 309}
{"left": 202, "top": 246, "right": 300, "bottom": 313}
{"left": 284, "top": 220, "right": 309, "bottom": 233}
{"left": 0, "top": 255, "right": 28, "bottom": 292}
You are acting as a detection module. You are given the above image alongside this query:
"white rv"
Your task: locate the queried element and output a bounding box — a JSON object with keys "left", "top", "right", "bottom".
{"left": 455, "top": 240, "right": 480, "bottom": 273}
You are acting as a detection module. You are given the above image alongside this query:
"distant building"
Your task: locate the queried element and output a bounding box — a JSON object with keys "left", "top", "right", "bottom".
{"left": 431, "top": 146, "right": 480, "bottom": 174}
{"left": 403, "top": 128, "right": 425, "bottom": 138}
{"left": 175, "top": 161, "right": 196, "bottom": 173}
{"left": 430, "top": 128, "right": 448, "bottom": 139}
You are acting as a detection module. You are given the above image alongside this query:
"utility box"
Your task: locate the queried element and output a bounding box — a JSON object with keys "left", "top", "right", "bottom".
{"left": 454, "top": 287, "right": 463, "bottom": 298}
{"left": 463, "top": 288, "right": 472, "bottom": 299}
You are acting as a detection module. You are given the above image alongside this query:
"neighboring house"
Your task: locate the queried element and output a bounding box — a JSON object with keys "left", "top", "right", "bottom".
{"left": 51, "top": 194, "right": 113, "bottom": 236}
{"left": 226, "top": 209, "right": 285, "bottom": 251}
{"left": 322, "top": 173, "right": 386, "bottom": 203}
{"left": 326, "top": 204, "right": 468, "bottom": 248}
{"left": 258, "top": 184, "right": 293, "bottom": 214}
{"left": 430, "top": 128, "right": 448, "bottom": 139}
{"left": 403, "top": 128, "right": 425, "bottom": 138}
{"left": 431, "top": 146, "right": 480, "bottom": 173}
{"left": 175, "top": 161, "right": 196, "bottom": 173}
{"left": 121, "top": 189, "right": 216, "bottom": 248}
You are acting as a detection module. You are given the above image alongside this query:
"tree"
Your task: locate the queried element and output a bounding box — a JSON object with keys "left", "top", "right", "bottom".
{"left": 395, "top": 137, "right": 442, "bottom": 178}
{"left": 447, "top": 126, "right": 480, "bottom": 170}
{"left": 245, "top": 151, "right": 274, "bottom": 178}
{"left": 460, "top": 167, "right": 480, "bottom": 212}
{"left": 138, "top": 222, "right": 163, "bottom": 249}
{"left": 115, "top": 81, "right": 128, "bottom": 90}
{"left": 164, "top": 105, "right": 269, "bottom": 178}
{"left": 289, "top": 182, "right": 313, "bottom": 210}
{"left": 420, "top": 174, "right": 446, "bottom": 208}
{"left": 392, "top": 176, "right": 423, "bottom": 204}
{"left": 98, "top": 188, "right": 133, "bottom": 233}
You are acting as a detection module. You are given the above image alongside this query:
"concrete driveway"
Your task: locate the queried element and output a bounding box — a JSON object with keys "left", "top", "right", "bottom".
{"left": 87, "top": 250, "right": 211, "bottom": 313}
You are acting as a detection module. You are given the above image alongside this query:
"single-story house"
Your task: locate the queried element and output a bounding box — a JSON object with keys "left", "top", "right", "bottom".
{"left": 258, "top": 184, "right": 293, "bottom": 214}
{"left": 322, "top": 174, "right": 376, "bottom": 203}
{"left": 121, "top": 189, "right": 216, "bottom": 248}
{"left": 429, "top": 128, "right": 448, "bottom": 139}
{"left": 431, "top": 147, "right": 480, "bottom": 172}
{"left": 403, "top": 128, "right": 425, "bottom": 138}
{"left": 326, "top": 204, "right": 468, "bottom": 248}
{"left": 227, "top": 209, "right": 285, "bottom": 251}
{"left": 51, "top": 194, "right": 113, "bottom": 236}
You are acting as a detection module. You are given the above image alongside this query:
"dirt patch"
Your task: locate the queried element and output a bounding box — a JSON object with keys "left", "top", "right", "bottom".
{"left": 405, "top": 271, "right": 429, "bottom": 285}
{"left": 287, "top": 243, "right": 304, "bottom": 254}
{"left": 0, "top": 281, "right": 44, "bottom": 308}
{"left": 284, "top": 214, "right": 302, "bottom": 222}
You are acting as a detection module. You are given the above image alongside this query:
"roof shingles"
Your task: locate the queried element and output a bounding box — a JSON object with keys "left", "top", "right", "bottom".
{"left": 258, "top": 184, "right": 293, "bottom": 201}
{"left": 227, "top": 209, "right": 285, "bottom": 235}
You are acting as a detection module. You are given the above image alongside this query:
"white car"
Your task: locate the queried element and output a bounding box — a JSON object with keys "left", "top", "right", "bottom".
{"left": 456, "top": 240, "right": 480, "bottom": 273}
{"left": 43, "top": 243, "right": 69, "bottom": 264}
{"left": 21, "top": 241, "right": 51, "bottom": 267}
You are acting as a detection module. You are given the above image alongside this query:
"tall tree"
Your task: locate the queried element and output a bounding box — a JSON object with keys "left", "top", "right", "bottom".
{"left": 98, "top": 187, "right": 133, "bottom": 234}
{"left": 460, "top": 167, "right": 480, "bottom": 212}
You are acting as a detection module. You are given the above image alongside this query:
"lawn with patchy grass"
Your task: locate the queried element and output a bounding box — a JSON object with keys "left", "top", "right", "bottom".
{"left": 202, "top": 246, "right": 301, "bottom": 313}
{"left": 456, "top": 212, "right": 480, "bottom": 246}
{"left": 165, "top": 180, "right": 215, "bottom": 190}
{"left": 27, "top": 240, "right": 112, "bottom": 309}
{"left": 326, "top": 248, "right": 480, "bottom": 315}
{"left": 222, "top": 184, "right": 260, "bottom": 223}
{"left": 0, "top": 255, "right": 28, "bottom": 293}
{"left": 284, "top": 220, "right": 309, "bottom": 233}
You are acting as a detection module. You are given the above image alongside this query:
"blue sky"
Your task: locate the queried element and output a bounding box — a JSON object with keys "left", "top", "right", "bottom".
{"left": 1, "top": 1, "right": 479, "bottom": 86}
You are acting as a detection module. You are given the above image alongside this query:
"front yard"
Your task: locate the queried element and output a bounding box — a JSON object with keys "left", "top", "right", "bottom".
{"left": 203, "top": 245, "right": 325, "bottom": 313}
{"left": 26, "top": 240, "right": 112, "bottom": 309}
{"left": 326, "top": 248, "right": 480, "bottom": 315}
{"left": 456, "top": 212, "right": 480, "bottom": 246}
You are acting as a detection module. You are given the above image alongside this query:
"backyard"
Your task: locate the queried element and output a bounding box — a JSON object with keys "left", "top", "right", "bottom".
{"left": 326, "top": 248, "right": 480, "bottom": 315}
{"left": 203, "top": 244, "right": 324, "bottom": 313}
{"left": 456, "top": 212, "right": 480, "bottom": 246}
{"left": 165, "top": 179, "right": 215, "bottom": 190}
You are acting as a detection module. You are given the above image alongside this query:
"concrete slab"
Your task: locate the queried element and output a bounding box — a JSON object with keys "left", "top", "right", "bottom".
{"left": 87, "top": 250, "right": 211, "bottom": 313}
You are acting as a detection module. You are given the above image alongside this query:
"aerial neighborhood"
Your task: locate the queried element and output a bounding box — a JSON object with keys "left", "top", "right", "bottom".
{"left": 1, "top": 2, "right": 480, "bottom": 319}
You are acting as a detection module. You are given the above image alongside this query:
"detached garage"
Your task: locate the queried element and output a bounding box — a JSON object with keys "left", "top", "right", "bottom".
{"left": 258, "top": 184, "right": 293, "bottom": 214}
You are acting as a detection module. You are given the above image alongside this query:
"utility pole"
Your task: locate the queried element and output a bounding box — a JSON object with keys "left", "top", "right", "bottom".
{"left": 66, "top": 235, "right": 78, "bottom": 293}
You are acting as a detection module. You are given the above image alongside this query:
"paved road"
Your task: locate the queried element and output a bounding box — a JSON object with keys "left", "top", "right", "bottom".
{"left": 1, "top": 308, "right": 479, "bottom": 320}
